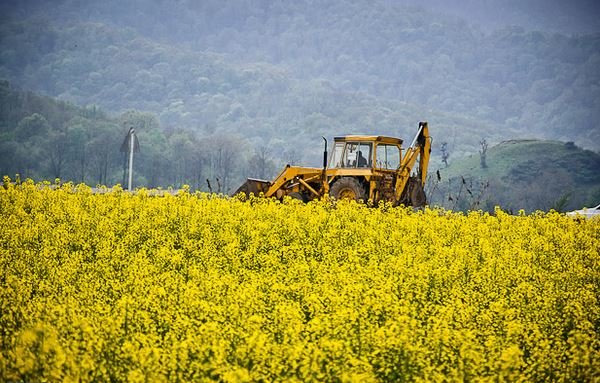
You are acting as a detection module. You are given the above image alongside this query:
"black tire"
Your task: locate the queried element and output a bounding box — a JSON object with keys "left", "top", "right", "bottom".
{"left": 330, "top": 177, "right": 367, "bottom": 202}
{"left": 407, "top": 177, "right": 427, "bottom": 207}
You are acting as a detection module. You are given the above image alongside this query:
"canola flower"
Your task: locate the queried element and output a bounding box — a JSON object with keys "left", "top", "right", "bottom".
{"left": 0, "top": 177, "right": 599, "bottom": 382}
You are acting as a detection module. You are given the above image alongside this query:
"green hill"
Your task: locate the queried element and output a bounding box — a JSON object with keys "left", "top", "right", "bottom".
{"left": 1, "top": 1, "right": 599, "bottom": 194}
{"left": 429, "top": 140, "right": 600, "bottom": 212}
{"left": 1, "top": 1, "right": 599, "bottom": 153}
{"left": 0, "top": 20, "right": 515, "bottom": 162}
{"left": 0, "top": 81, "right": 250, "bottom": 191}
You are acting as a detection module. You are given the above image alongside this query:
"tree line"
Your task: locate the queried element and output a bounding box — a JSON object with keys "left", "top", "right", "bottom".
{"left": 0, "top": 0, "right": 598, "bottom": 155}
{"left": 0, "top": 81, "right": 277, "bottom": 191}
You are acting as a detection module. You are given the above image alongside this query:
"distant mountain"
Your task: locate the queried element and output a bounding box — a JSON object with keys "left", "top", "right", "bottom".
{"left": 430, "top": 139, "right": 600, "bottom": 212}
{"left": 1, "top": 0, "right": 599, "bottom": 199}
{"left": 0, "top": 18, "right": 527, "bottom": 158}
{"left": 0, "top": 0, "right": 598, "bottom": 153}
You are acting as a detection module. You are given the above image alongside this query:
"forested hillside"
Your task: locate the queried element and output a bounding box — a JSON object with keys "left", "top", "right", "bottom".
{"left": 1, "top": 0, "right": 599, "bottom": 148}
{"left": 429, "top": 140, "right": 600, "bottom": 212}
{"left": 0, "top": 0, "right": 598, "bottom": 202}
{"left": 0, "top": 81, "right": 274, "bottom": 191}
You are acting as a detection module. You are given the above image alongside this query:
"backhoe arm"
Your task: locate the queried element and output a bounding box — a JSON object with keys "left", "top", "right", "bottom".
{"left": 394, "top": 122, "right": 432, "bottom": 201}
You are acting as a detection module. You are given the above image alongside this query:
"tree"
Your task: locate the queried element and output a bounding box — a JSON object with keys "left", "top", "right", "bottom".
{"left": 440, "top": 142, "right": 449, "bottom": 167}
{"left": 47, "top": 127, "right": 67, "bottom": 179}
{"left": 0, "top": 137, "right": 19, "bottom": 177}
{"left": 118, "top": 110, "right": 161, "bottom": 133}
{"left": 137, "top": 127, "right": 169, "bottom": 188}
{"left": 15, "top": 113, "right": 50, "bottom": 141}
{"left": 206, "top": 134, "right": 244, "bottom": 192}
{"left": 283, "top": 148, "right": 301, "bottom": 165}
{"left": 247, "top": 146, "right": 276, "bottom": 180}
{"left": 167, "top": 130, "right": 205, "bottom": 188}
{"left": 479, "top": 139, "right": 488, "bottom": 169}
{"left": 66, "top": 118, "right": 91, "bottom": 183}
{"left": 14, "top": 113, "right": 52, "bottom": 178}
{"left": 88, "top": 121, "right": 121, "bottom": 185}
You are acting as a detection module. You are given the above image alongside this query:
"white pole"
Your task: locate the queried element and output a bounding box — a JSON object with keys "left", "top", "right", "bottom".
{"left": 128, "top": 128, "right": 134, "bottom": 191}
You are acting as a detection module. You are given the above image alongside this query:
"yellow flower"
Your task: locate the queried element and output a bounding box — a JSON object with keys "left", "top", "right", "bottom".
{"left": 0, "top": 181, "right": 598, "bottom": 382}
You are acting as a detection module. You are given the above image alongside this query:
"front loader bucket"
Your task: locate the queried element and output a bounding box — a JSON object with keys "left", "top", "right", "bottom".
{"left": 233, "top": 178, "right": 271, "bottom": 197}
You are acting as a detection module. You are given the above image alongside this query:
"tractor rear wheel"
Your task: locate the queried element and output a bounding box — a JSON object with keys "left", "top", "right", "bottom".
{"left": 330, "top": 177, "right": 367, "bottom": 202}
{"left": 406, "top": 177, "right": 426, "bottom": 207}
{"left": 287, "top": 191, "right": 307, "bottom": 202}
{"left": 398, "top": 177, "right": 426, "bottom": 207}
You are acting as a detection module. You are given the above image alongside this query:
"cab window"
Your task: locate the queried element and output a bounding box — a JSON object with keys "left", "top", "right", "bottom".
{"left": 376, "top": 144, "right": 400, "bottom": 169}
{"left": 329, "top": 142, "right": 345, "bottom": 168}
{"left": 329, "top": 142, "right": 373, "bottom": 168}
{"left": 343, "top": 142, "right": 372, "bottom": 168}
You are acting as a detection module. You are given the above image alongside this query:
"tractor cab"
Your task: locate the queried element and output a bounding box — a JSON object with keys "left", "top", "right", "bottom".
{"left": 328, "top": 136, "right": 403, "bottom": 170}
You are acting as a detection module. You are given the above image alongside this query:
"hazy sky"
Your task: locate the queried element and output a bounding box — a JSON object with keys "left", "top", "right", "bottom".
{"left": 2, "top": 0, "right": 600, "bottom": 35}
{"left": 403, "top": 0, "right": 600, "bottom": 34}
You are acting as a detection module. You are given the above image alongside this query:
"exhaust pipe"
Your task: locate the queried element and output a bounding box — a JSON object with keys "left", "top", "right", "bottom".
{"left": 322, "top": 136, "right": 328, "bottom": 169}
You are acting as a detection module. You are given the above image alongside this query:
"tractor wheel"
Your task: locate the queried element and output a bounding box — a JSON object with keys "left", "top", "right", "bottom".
{"left": 287, "top": 191, "right": 307, "bottom": 202}
{"left": 330, "top": 177, "right": 367, "bottom": 202}
{"left": 398, "top": 177, "right": 427, "bottom": 207}
{"left": 408, "top": 178, "right": 427, "bottom": 207}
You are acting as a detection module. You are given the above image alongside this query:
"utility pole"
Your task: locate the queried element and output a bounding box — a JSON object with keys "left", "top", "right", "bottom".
{"left": 128, "top": 128, "right": 135, "bottom": 191}
{"left": 120, "top": 127, "right": 140, "bottom": 191}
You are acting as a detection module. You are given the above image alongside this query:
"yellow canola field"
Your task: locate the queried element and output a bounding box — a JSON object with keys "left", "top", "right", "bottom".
{"left": 1, "top": 179, "right": 599, "bottom": 382}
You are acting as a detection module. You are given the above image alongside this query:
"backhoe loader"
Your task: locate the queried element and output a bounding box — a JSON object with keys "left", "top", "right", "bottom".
{"left": 234, "top": 122, "right": 432, "bottom": 207}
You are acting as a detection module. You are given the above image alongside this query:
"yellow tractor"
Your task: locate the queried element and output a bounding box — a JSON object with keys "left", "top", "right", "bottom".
{"left": 234, "top": 121, "right": 432, "bottom": 206}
